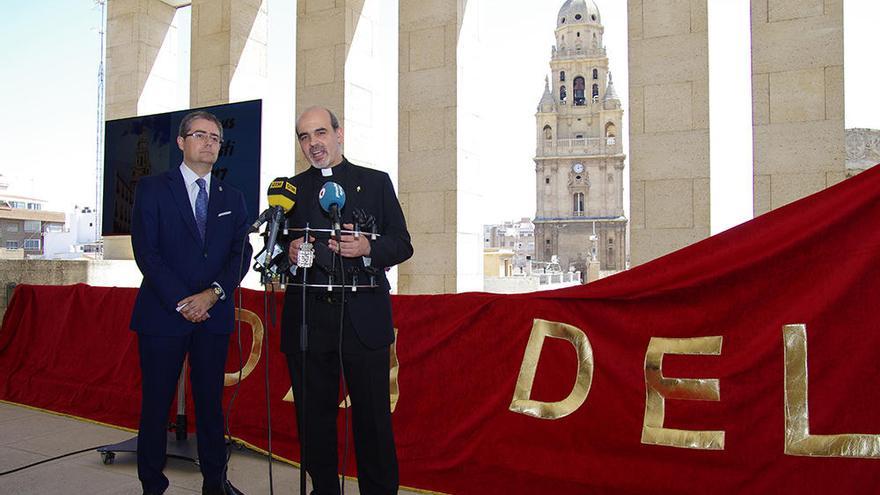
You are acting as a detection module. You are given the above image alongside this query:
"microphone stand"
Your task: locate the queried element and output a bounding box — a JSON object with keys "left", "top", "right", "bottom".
{"left": 298, "top": 223, "right": 311, "bottom": 495}
{"left": 261, "top": 206, "right": 283, "bottom": 287}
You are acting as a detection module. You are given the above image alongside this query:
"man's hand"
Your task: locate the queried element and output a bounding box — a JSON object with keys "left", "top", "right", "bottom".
{"left": 177, "top": 289, "right": 218, "bottom": 323}
{"left": 288, "top": 235, "right": 316, "bottom": 264}
{"left": 329, "top": 223, "right": 371, "bottom": 258}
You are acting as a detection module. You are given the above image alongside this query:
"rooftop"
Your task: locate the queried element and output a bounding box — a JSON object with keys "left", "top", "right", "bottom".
{"left": 0, "top": 401, "right": 429, "bottom": 494}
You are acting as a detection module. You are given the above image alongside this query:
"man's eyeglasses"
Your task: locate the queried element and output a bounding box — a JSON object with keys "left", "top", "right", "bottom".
{"left": 184, "top": 131, "right": 223, "bottom": 145}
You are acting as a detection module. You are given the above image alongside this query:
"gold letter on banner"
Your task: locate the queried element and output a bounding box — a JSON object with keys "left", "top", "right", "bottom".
{"left": 224, "top": 309, "right": 264, "bottom": 386}
{"left": 509, "top": 319, "right": 594, "bottom": 420}
{"left": 283, "top": 329, "right": 401, "bottom": 413}
{"left": 783, "top": 324, "right": 880, "bottom": 458}
{"left": 641, "top": 336, "right": 724, "bottom": 450}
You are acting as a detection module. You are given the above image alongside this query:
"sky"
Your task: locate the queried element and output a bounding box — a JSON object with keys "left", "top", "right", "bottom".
{"left": 0, "top": 1, "right": 103, "bottom": 211}
{"left": 0, "top": 0, "right": 877, "bottom": 230}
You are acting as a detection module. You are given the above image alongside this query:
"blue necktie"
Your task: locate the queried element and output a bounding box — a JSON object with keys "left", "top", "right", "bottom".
{"left": 195, "top": 178, "right": 208, "bottom": 242}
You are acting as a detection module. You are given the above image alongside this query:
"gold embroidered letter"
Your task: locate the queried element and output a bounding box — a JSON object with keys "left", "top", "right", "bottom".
{"left": 224, "top": 309, "right": 264, "bottom": 386}
{"left": 783, "top": 324, "right": 880, "bottom": 458}
{"left": 509, "top": 319, "right": 594, "bottom": 420}
{"left": 641, "top": 336, "right": 724, "bottom": 450}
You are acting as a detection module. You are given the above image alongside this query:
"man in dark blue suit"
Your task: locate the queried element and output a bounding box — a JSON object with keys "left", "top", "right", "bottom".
{"left": 130, "top": 110, "right": 253, "bottom": 495}
{"left": 282, "top": 106, "right": 413, "bottom": 495}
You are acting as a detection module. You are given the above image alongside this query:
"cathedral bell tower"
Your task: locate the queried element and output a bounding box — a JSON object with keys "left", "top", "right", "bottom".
{"left": 534, "top": 0, "right": 627, "bottom": 276}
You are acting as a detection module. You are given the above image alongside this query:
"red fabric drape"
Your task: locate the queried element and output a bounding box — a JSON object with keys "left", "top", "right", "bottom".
{"left": 3, "top": 166, "right": 880, "bottom": 493}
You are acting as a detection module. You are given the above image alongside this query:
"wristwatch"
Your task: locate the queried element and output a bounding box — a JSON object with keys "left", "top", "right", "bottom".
{"left": 210, "top": 282, "right": 225, "bottom": 300}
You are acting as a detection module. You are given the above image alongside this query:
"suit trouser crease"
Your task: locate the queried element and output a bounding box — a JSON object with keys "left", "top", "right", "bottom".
{"left": 137, "top": 332, "right": 230, "bottom": 493}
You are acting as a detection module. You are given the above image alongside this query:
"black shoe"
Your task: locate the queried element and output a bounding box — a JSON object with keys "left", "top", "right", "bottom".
{"left": 223, "top": 480, "right": 245, "bottom": 495}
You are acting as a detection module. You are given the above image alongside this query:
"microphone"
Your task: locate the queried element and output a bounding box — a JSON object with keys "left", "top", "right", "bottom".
{"left": 252, "top": 178, "right": 297, "bottom": 283}
{"left": 318, "top": 181, "right": 346, "bottom": 237}
{"left": 249, "top": 177, "right": 298, "bottom": 233}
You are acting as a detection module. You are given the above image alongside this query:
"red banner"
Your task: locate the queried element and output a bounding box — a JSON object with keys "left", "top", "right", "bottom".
{"left": 3, "top": 166, "right": 880, "bottom": 493}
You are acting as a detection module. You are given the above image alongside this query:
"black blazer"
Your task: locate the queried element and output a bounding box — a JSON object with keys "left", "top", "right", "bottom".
{"left": 129, "top": 167, "right": 253, "bottom": 336}
{"left": 280, "top": 159, "right": 413, "bottom": 351}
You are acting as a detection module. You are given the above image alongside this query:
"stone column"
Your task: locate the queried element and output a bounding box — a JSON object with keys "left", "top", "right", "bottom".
{"left": 106, "top": 0, "right": 178, "bottom": 120}
{"left": 398, "top": 0, "right": 482, "bottom": 294}
{"left": 751, "top": 0, "right": 845, "bottom": 215}
{"left": 628, "top": 0, "right": 710, "bottom": 266}
{"left": 294, "top": 0, "right": 351, "bottom": 171}
{"left": 190, "top": 0, "right": 268, "bottom": 107}
{"left": 294, "top": 0, "right": 398, "bottom": 175}
{"left": 104, "top": 0, "right": 179, "bottom": 260}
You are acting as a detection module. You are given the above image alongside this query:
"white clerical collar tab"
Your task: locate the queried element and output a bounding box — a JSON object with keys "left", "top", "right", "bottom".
{"left": 321, "top": 168, "right": 333, "bottom": 177}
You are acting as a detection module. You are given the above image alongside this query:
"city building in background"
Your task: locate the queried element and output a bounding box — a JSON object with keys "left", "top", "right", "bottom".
{"left": 483, "top": 217, "right": 581, "bottom": 294}
{"left": 483, "top": 218, "right": 535, "bottom": 274}
{"left": 42, "top": 206, "right": 101, "bottom": 259}
{"left": 0, "top": 176, "right": 66, "bottom": 259}
{"left": 533, "top": 0, "right": 627, "bottom": 277}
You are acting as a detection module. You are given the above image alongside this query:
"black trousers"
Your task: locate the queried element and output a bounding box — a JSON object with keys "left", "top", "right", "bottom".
{"left": 285, "top": 296, "right": 399, "bottom": 495}
{"left": 137, "top": 332, "right": 230, "bottom": 494}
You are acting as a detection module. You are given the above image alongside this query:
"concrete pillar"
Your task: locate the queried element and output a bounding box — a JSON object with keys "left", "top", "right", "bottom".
{"left": 105, "top": 0, "right": 179, "bottom": 260}
{"left": 294, "top": 0, "right": 398, "bottom": 177}
{"left": 190, "top": 0, "right": 268, "bottom": 107}
{"left": 628, "top": 0, "right": 710, "bottom": 266}
{"left": 294, "top": 0, "right": 351, "bottom": 172}
{"left": 398, "top": 0, "right": 482, "bottom": 294}
{"left": 106, "top": 0, "right": 178, "bottom": 120}
{"left": 751, "top": 0, "right": 845, "bottom": 215}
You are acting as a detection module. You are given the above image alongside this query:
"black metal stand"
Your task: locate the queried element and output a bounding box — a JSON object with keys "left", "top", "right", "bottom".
{"left": 299, "top": 224, "right": 311, "bottom": 495}
{"left": 97, "top": 360, "right": 198, "bottom": 465}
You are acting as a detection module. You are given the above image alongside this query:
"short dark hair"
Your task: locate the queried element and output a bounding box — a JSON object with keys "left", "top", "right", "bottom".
{"left": 178, "top": 110, "right": 223, "bottom": 140}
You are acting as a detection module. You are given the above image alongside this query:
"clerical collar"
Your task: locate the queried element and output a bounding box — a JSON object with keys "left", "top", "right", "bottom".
{"left": 311, "top": 156, "right": 350, "bottom": 177}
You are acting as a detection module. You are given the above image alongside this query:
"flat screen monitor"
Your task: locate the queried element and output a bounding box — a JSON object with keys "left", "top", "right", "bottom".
{"left": 102, "top": 100, "right": 262, "bottom": 236}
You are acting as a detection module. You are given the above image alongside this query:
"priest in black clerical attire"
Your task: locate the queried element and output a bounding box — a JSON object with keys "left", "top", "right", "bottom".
{"left": 281, "top": 106, "right": 412, "bottom": 495}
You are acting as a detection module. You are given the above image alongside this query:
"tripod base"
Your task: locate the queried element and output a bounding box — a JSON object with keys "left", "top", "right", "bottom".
{"left": 97, "top": 432, "right": 200, "bottom": 465}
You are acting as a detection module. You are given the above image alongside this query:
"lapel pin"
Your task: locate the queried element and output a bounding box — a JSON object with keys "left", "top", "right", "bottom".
{"left": 356, "top": 186, "right": 361, "bottom": 192}
{"left": 219, "top": 186, "right": 223, "bottom": 192}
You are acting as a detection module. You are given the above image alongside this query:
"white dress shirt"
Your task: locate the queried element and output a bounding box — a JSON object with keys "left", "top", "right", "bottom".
{"left": 179, "top": 162, "right": 212, "bottom": 218}
{"left": 178, "top": 163, "right": 225, "bottom": 300}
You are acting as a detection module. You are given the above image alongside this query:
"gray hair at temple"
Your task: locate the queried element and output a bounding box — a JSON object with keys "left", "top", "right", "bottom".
{"left": 178, "top": 110, "right": 224, "bottom": 140}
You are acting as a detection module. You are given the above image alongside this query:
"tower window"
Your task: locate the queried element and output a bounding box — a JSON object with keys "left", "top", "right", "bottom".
{"left": 605, "top": 122, "right": 617, "bottom": 138}
{"left": 577, "top": 32, "right": 580, "bottom": 37}
{"left": 573, "top": 77, "right": 585, "bottom": 106}
{"left": 573, "top": 193, "right": 585, "bottom": 216}
{"left": 560, "top": 70, "right": 565, "bottom": 82}
{"left": 545, "top": 177, "right": 550, "bottom": 184}
{"left": 543, "top": 125, "right": 552, "bottom": 140}
{"left": 592, "top": 83, "right": 599, "bottom": 99}
{"left": 575, "top": 14, "right": 582, "bottom": 20}
{"left": 560, "top": 85, "right": 567, "bottom": 102}
{"left": 591, "top": 15, "right": 597, "bottom": 21}
{"left": 592, "top": 68, "right": 598, "bottom": 80}
{"left": 561, "top": 17, "right": 565, "bottom": 24}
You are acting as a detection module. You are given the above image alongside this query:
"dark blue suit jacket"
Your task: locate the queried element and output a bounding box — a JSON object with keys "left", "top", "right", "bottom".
{"left": 129, "top": 167, "right": 253, "bottom": 336}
